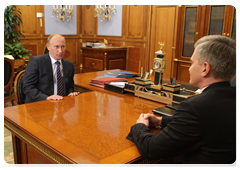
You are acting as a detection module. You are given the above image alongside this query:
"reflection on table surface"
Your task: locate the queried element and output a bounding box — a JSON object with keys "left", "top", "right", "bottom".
{"left": 4, "top": 90, "right": 162, "bottom": 163}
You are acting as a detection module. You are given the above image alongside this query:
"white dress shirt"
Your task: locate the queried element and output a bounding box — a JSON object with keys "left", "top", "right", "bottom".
{"left": 195, "top": 86, "right": 208, "bottom": 94}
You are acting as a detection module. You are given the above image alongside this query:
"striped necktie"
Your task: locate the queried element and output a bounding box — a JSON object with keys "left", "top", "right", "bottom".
{"left": 56, "top": 61, "right": 64, "bottom": 96}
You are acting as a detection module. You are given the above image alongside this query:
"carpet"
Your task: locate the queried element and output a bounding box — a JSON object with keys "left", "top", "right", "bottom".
{"left": 4, "top": 101, "right": 14, "bottom": 164}
{"left": 4, "top": 128, "right": 14, "bottom": 164}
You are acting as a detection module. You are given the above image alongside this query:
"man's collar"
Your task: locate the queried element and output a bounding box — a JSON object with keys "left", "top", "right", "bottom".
{"left": 195, "top": 86, "right": 208, "bottom": 94}
{"left": 195, "top": 81, "right": 231, "bottom": 94}
{"left": 49, "top": 54, "right": 61, "bottom": 64}
{"left": 199, "top": 86, "right": 208, "bottom": 94}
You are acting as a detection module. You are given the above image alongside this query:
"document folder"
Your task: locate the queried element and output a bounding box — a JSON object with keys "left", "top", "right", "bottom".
{"left": 152, "top": 106, "right": 176, "bottom": 116}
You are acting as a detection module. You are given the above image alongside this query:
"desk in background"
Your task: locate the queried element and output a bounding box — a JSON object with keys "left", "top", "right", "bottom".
{"left": 81, "top": 47, "right": 127, "bottom": 73}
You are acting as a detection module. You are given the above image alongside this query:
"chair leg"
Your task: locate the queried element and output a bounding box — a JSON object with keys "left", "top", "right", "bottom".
{"left": 11, "top": 99, "right": 15, "bottom": 106}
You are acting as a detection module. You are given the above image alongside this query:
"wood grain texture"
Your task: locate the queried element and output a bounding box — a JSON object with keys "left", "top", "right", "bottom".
{"left": 4, "top": 91, "right": 162, "bottom": 164}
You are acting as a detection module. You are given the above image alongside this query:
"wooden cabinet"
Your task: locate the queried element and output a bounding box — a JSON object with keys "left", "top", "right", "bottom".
{"left": 204, "top": 5, "right": 236, "bottom": 40}
{"left": 181, "top": 6, "right": 199, "bottom": 57}
{"left": 174, "top": 5, "right": 236, "bottom": 84}
{"left": 81, "top": 47, "right": 127, "bottom": 72}
{"left": 231, "top": 9, "right": 236, "bottom": 40}
{"left": 177, "top": 5, "right": 205, "bottom": 59}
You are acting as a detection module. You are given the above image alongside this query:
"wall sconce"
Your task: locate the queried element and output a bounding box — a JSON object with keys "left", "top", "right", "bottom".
{"left": 94, "top": 5, "right": 116, "bottom": 21}
{"left": 52, "top": 5, "right": 74, "bottom": 22}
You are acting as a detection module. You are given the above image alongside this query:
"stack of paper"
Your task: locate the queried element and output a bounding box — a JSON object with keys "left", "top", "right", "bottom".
{"left": 109, "top": 82, "right": 126, "bottom": 88}
{"left": 90, "top": 77, "right": 127, "bottom": 88}
{"left": 104, "top": 71, "right": 137, "bottom": 78}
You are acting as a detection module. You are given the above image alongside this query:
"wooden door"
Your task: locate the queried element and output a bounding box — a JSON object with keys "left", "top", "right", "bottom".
{"left": 149, "top": 5, "right": 179, "bottom": 81}
{"left": 16, "top": 5, "right": 45, "bottom": 57}
{"left": 173, "top": 5, "right": 203, "bottom": 84}
{"left": 16, "top": 5, "right": 44, "bottom": 38}
{"left": 125, "top": 5, "right": 149, "bottom": 73}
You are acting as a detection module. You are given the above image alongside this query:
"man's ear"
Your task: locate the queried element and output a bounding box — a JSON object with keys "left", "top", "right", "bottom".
{"left": 202, "top": 62, "right": 211, "bottom": 77}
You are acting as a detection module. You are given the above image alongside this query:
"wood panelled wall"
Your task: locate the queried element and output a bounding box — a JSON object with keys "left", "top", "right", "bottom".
{"left": 14, "top": 5, "right": 236, "bottom": 83}
{"left": 18, "top": 5, "right": 151, "bottom": 74}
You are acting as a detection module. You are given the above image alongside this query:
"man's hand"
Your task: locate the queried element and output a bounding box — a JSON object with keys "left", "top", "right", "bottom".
{"left": 144, "top": 113, "right": 162, "bottom": 127}
{"left": 136, "top": 113, "right": 162, "bottom": 128}
{"left": 46, "top": 95, "right": 63, "bottom": 100}
{"left": 68, "top": 92, "right": 80, "bottom": 96}
{"left": 137, "top": 113, "right": 149, "bottom": 127}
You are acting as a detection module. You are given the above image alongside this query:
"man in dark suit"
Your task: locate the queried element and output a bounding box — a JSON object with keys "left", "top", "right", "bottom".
{"left": 23, "top": 33, "right": 79, "bottom": 103}
{"left": 127, "top": 35, "right": 236, "bottom": 164}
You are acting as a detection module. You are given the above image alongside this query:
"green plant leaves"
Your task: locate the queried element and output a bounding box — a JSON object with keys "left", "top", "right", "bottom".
{"left": 4, "top": 5, "right": 24, "bottom": 43}
{"left": 4, "top": 42, "right": 32, "bottom": 59}
{"left": 4, "top": 5, "right": 31, "bottom": 59}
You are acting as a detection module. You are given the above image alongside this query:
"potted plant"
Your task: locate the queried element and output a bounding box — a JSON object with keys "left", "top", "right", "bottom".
{"left": 4, "top": 5, "right": 31, "bottom": 59}
{"left": 4, "top": 42, "right": 32, "bottom": 59}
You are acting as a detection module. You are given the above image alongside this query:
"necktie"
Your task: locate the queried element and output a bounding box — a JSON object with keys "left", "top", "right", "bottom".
{"left": 56, "top": 61, "right": 64, "bottom": 96}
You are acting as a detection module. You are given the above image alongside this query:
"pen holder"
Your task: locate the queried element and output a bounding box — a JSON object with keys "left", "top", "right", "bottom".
{"left": 150, "top": 84, "right": 162, "bottom": 92}
{"left": 135, "top": 77, "right": 152, "bottom": 86}
{"left": 162, "top": 83, "right": 181, "bottom": 92}
{"left": 124, "top": 81, "right": 135, "bottom": 93}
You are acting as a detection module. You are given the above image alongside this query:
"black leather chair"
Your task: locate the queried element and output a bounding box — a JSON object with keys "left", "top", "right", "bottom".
{"left": 230, "top": 76, "right": 236, "bottom": 87}
{"left": 4, "top": 58, "right": 15, "bottom": 106}
{"left": 44, "top": 47, "right": 49, "bottom": 54}
{"left": 14, "top": 70, "right": 26, "bottom": 104}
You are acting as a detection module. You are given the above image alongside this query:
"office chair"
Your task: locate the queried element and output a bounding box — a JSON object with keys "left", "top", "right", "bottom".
{"left": 4, "top": 58, "right": 15, "bottom": 106}
{"left": 14, "top": 70, "right": 26, "bottom": 104}
{"left": 230, "top": 76, "right": 236, "bottom": 87}
{"left": 44, "top": 47, "right": 49, "bottom": 54}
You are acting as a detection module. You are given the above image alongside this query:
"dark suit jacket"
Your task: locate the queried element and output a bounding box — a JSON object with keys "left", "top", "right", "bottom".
{"left": 23, "top": 54, "right": 75, "bottom": 103}
{"left": 127, "top": 82, "right": 236, "bottom": 164}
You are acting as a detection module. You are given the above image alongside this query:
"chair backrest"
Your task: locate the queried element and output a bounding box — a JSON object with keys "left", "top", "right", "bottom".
{"left": 44, "top": 47, "right": 49, "bottom": 54}
{"left": 14, "top": 70, "right": 26, "bottom": 104}
{"left": 230, "top": 76, "right": 236, "bottom": 87}
{"left": 4, "top": 58, "right": 14, "bottom": 91}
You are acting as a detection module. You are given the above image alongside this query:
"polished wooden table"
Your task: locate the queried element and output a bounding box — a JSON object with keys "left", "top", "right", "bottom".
{"left": 4, "top": 70, "right": 166, "bottom": 164}
{"left": 73, "top": 69, "right": 170, "bottom": 108}
{"left": 4, "top": 92, "right": 163, "bottom": 164}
